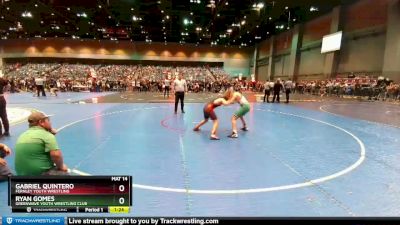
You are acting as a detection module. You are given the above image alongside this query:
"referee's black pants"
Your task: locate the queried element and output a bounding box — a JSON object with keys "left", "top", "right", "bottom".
{"left": 175, "top": 92, "right": 185, "bottom": 113}
{"left": 272, "top": 91, "right": 280, "bottom": 103}
{"left": 37, "top": 85, "right": 46, "bottom": 97}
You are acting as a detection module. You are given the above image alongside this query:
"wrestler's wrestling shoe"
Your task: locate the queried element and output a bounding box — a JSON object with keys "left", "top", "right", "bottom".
{"left": 210, "top": 135, "right": 220, "bottom": 140}
{"left": 227, "top": 132, "right": 238, "bottom": 138}
{"left": 241, "top": 127, "right": 249, "bottom": 131}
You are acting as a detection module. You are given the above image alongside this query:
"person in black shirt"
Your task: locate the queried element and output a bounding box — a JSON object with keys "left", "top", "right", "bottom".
{"left": 272, "top": 79, "right": 283, "bottom": 103}
{"left": 0, "top": 76, "right": 10, "bottom": 136}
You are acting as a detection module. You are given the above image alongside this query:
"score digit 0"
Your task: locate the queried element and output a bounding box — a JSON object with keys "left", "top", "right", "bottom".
{"left": 119, "top": 185, "right": 125, "bottom": 192}
{"left": 119, "top": 197, "right": 125, "bottom": 205}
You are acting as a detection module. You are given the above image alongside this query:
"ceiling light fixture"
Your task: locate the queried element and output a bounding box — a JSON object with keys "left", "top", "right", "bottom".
{"left": 77, "top": 12, "right": 87, "bottom": 18}
{"left": 206, "top": 0, "right": 215, "bottom": 8}
{"left": 22, "top": 11, "right": 33, "bottom": 18}
{"left": 183, "top": 18, "right": 189, "bottom": 25}
{"left": 253, "top": 3, "right": 264, "bottom": 10}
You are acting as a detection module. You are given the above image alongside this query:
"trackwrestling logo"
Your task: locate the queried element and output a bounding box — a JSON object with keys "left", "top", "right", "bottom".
{"left": 2, "top": 217, "right": 64, "bottom": 225}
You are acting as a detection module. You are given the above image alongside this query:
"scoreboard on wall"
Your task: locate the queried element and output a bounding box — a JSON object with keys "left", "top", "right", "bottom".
{"left": 8, "top": 176, "right": 132, "bottom": 213}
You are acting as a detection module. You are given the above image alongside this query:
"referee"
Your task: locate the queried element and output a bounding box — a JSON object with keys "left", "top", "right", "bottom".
{"left": 173, "top": 74, "right": 187, "bottom": 114}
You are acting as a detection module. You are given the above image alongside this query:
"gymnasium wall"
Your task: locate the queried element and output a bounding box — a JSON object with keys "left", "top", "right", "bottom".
{"left": 0, "top": 39, "right": 253, "bottom": 76}
{"left": 256, "top": 0, "right": 392, "bottom": 81}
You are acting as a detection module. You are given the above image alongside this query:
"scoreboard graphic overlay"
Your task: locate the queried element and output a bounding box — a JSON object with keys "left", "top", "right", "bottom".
{"left": 8, "top": 176, "right": 132, "bottom": 213}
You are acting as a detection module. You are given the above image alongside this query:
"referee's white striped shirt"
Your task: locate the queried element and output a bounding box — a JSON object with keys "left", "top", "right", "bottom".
{"left": 173, "top": 79, "right": 187, "bottom": 92}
